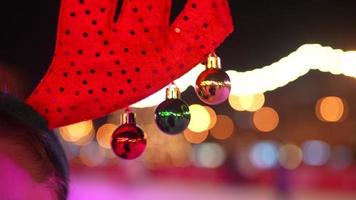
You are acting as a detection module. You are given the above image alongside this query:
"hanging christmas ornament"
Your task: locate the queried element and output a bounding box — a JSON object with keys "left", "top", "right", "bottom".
{"left": 155, "top": 84, "right": 191, "bottom": 135}
{"left": 111, "top": 109, "right": 147, "bottom": 160}
{"left": 195, "top": 53, "right": 231, "bottom": 105}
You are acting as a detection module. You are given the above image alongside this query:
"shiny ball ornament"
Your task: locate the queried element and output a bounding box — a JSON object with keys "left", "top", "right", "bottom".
{"left": 155, "top": 84, "right": 191, "bottom": 135}
{"left": 195, "top": 53, "right": 231, "bottom": 105}
{"left": 111, "top": 110, "right": 147, "bottom": 160}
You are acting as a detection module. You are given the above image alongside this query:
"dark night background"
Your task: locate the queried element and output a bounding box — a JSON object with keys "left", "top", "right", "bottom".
{"left": 1, "top": 0, "right": 356, "bottom": 95}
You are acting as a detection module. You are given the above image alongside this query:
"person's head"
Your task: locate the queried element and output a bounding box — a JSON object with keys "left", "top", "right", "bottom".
{"left": 0, "top": 94, "right": 69, "bottom": 200}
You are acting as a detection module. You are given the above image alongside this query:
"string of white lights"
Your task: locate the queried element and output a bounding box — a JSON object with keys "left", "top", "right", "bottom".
{"left": 132, "top": 44, "right": 356, "bottom": 108}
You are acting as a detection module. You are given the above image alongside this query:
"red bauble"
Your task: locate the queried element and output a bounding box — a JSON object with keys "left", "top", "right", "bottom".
{"left": 111, "top": 110, "right": 146, "bottom": 160}
{"left": 195, "top": 53, "right": 231, "bottom": 105}
{"left": 111, "top": 124, "right": 146, "bottom": 160}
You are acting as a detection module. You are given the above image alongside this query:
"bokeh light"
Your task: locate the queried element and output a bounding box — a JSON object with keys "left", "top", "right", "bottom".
{"left": 228, "top": 93, "right": 265, "bottom": 112}
{"left": 249, "top": 141, "right": 279, "bottom": 169}
{"left": 210, "top": 115, "right": 234, "bottom": 140}
{"left": 79, "top": 142, "right": 106, "bottom": 167}
{"left": 229, "top": 95, "right": 253, "bottom": 111}
{"left": 134, "top": 106, "right": 156, "bottom": 125}
{"left": 74, "top": 129, "right": 95, "bottom": 146}
{"left": 188, "top": 104, "right": 211, "bottom": 132}
{"left": 227, "top": 45, "right": 356, "bottom": 96}
{"left": 329, "top": 145, "right": 353, "bottom": 170}
{"left": 315, "top": 96, "right": 346, "bottom": 122}
{"left": 279, "top": 144, "right": 303, "bottom": 170}
{"left": 234, "top": 147, "right": 258, "bottom": 178}
{"left": 142, "top": 124, "right": 192, "bottom": 168}
{"left": 59, "top": 120, "right": 94, "bottom": 142}
{"left": 183, "top": 129, "right": 209, "bottom": 144}
{"left": 105, "top": 149, "right": 117, "bottom": 160}
{"left": 193, "top": 142, "right": 226, "bottom": 168}
{"left": 252, "top": 107, "right": 279, "bottom": 132}
{"left": 125, "top": 44, "right": 356, "bottom": 108}
{"left": 97, "top": 123, "right": 118, "bottom": 149}
{"left": 60, "top": 141, "right": 80, "bottom": 160}
{"left": 302, "top": 140, "right": 331, "bottom": 166}
{"left": 204, "top": 106, "right": 217, "bottom": 129}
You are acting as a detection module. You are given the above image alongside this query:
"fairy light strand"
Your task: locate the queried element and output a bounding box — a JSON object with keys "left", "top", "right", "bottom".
{"left": 132, "top": 44, "right": 356, "bottom": 108}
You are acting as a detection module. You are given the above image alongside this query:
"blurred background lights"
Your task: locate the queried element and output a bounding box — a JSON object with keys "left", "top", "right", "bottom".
{"left": 40, "top": 43, "right": 356, "bottom": 193}
{"left": 315, "top": 96, "right": 346, "bottom": 122}
{"left": 74, "top": 129, "right": 95, "bottom": 146}
{"left": 141, "top": 124, "right": 192, "bottom": 168}
{"left": 204, "top": 106, "right": 217, "bottom": 129}
{"left": 134, "top": 106, "right": 156, "bottom": 125}
{"left": 188, "top": 104, "right": 211, "bottom": 132}
{"left": 247, "top": 93, "right": 265, "bottom": 111}
{"left": 249, "top": 141, "right": 279, "bottom": 169}
{"left": 278, "top": 144, "right": 303, "bottom": 170}
{"left": 97, "top": 123, "right": 118, "bottom": 149}
{"left": 193, "top": 142, "right": 226, "bottom": 168}
{"left": 228, "top": 93, "right": 265, "bottom": 112}
{"left": 252, "top": 107, "right": 279, "bottom": 132}
{"left": 59, "top": 120, "right": 94, "bottom": 142}
{"left": 183, "top": 129, "right": 208, "bottom": 144}
{"left": 105, "top": 149, "right": 117, "bottom": 160}
{"left": 302, "top": 140, "right": 331, "bottom": 166}
{"left": 79, "top": 141, "right": 106, "bottom": 167}
{"left": 234, "top": 148, "right": 258, "bottom": 178}
{"left": 227, "top": 44, "right": 356, "bottom": 96}
{"left": 228, "top": 95, "right": 253, "bottom": 111}
{"left": 59, "top": 141, "right": 80, "bottom": 160}
{"left": 210, "top": 115, "right": 234, "bottom": 140}
{"left": 129, "top": 44, "right": 356, "bottom": 108}
{"left": 329, "top": 145, "right": 353, "bottom": 170}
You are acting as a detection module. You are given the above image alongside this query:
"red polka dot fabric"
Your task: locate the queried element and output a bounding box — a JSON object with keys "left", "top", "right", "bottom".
{"left": 26, "top": 0, "right": 233, "bottom": 128}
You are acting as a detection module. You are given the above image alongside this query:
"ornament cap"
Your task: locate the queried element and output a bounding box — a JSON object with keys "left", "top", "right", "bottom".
{"left": 121, "top": 109, "right": 136, "bottom": 125}
{"left": 165, "top": 83, "right": 181, "bottom": 99}
{"left": 207, "top": 52, "right": 222, "bottom": 69}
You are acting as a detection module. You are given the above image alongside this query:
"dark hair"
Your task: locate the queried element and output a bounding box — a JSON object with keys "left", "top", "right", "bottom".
{"left": 0, "top": 93, "right": 69, "bottom": 200}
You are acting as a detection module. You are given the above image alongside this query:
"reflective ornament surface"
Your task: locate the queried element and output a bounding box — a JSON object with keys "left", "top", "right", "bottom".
{"left": 155, "top": 84, "right": 191, "bottom": 135}
{"left": 111, "top": 110, "right": 146, "bottom": 159}
{"left": 195, "top": 53, "right": 231, "bottom": 105}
